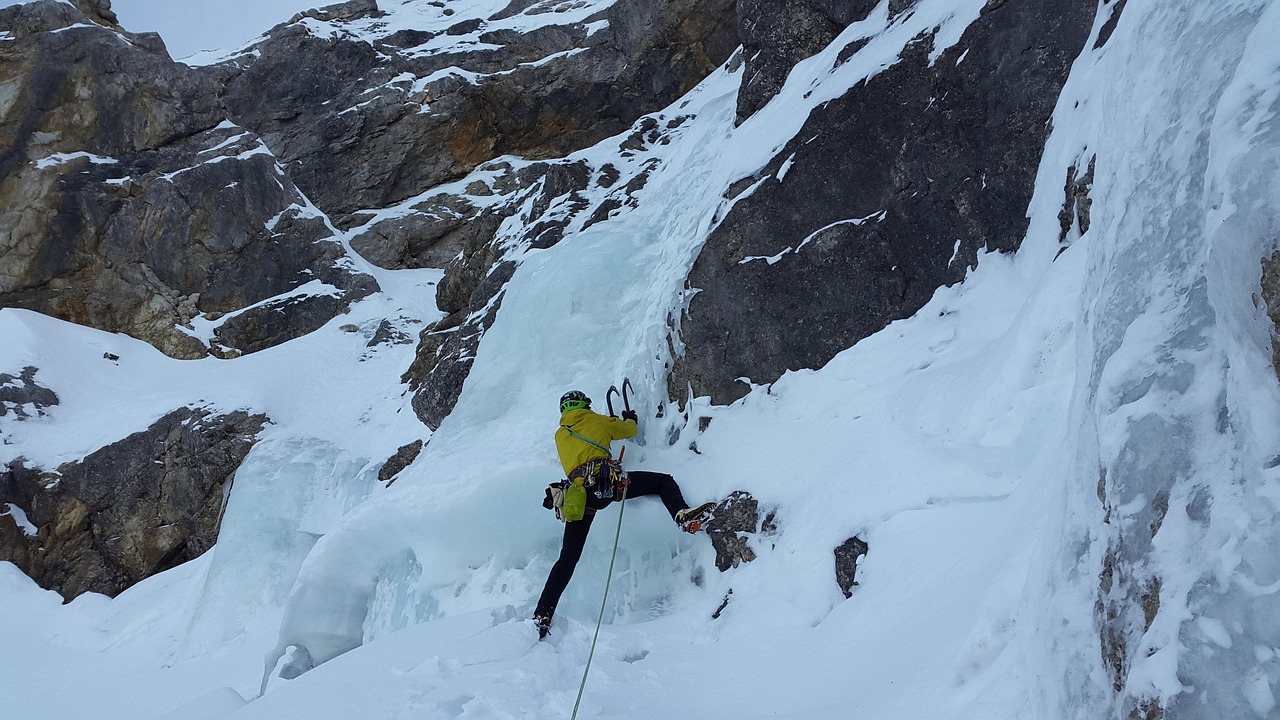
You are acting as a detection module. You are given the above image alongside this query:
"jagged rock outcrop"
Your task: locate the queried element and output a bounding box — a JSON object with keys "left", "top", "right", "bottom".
{"left": 378, "top": 439, "right": 423, "bottom": 484}
{"left": 0, "top": 366, "right": 58, "bottom": 418}
{"left": 70, "top": 0, "right": 119, "bottom": 25}
{"left": 0, "top": 407, "right": 269, "bottom": 600}
{"left": 1094, "top": 0, "right": 1128, "bottom": 50}
{"left": 1058, "top": 155, "right": 1096, "bottom": 244}
{"left": 0, "top": 0, "right": 377, "bottom": 358}
{"left": 210, "top": 0, "right": 738, "bottom": 227}
{"left": 834, "top": 535, "right": 868, "bottom": 598}
{"left": 367, "top": 318, "right": 415, "bottom": 349}
{"left": 1261, "top": 251, "right": 1280, "bottom": 380}
{"left": 669, "top": 0, "right": 1098, "bottom": 405}
{"left": 705, "top": 490, "right": 775, "bottom": 572}
{"left": 735, "top": 0, "right": 872, "bottom": 123}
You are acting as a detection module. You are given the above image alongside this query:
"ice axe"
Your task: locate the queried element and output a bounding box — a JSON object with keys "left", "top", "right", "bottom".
{"left": 605, "top": 377, "right": 634, "bottom": 418}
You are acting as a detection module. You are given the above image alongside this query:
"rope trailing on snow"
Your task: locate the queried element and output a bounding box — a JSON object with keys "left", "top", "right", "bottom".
{"left": 570, "top": 483, "right": 628, "bottom": 719}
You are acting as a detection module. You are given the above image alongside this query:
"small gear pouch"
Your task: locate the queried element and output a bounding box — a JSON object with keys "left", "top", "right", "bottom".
{"left": 562, "top": 479, "right": 587, "bottom": 522}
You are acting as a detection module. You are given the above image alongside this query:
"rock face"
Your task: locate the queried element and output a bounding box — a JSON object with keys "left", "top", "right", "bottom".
{"left": 0, "top": 0, "right": 377, "bottom": 359}
{"left": 735, "top": 0, "right": 873, "bottom": 123}
{"left": 210, "top": 0, "right": 738, "bottom": 227}
{"left": 1058, "top": 155, "right": 1096, "bottom": 244}
{"left": 669, "top": 0, "right": 1098, "bottom": 404}
{"left": 0, "top": 407, "right": 268, "bottom": 599}
{"left": 109, "top": 0, "right": 738, "bottom": 427}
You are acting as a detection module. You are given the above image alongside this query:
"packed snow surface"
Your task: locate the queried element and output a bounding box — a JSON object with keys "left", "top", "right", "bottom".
{"left": 4, "top": 0, "right": 1280, "bottom": 718}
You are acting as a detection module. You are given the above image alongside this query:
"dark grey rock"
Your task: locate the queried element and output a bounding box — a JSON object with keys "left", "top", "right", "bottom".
{"left": 736, "top": 0, "right": 875, "bottom": 123}
{"left": 405, "top": 254, "right": 513, "bottom": 431}
{"left": 349, "top": 194, "right": 483, "bottom": 271}
{"left": 670, "top": 0, "right": 1098, "bottom": 405}
{"left": 378, "top": 439, "right": 424, "bottom": 484}
{"left": 705, "top": 490, "right": 771, "bottom": 572}
{"left": 367, "top": 319, "right": 415, "bottom": 348}
{"left": 1094, "top": 0, "right": 1128, "bottom": 50}
{"left": 288, "top": 0, "right": 382, "bottom": 24}
{"left": 834, "top": 535, "right": 869, "bottom": 598}
{"left": 888, "top": 0, "right": 919, "bottom": 18}
{"left": 0, "top": 407, "right": 268, "bottom": 599}
{"left": 712, "top": 588, "right": 733, "bottom": 618}
{"left": 0, "top": 366, "right": 58, "bottom": 418}
{"left": 400, "top": 112, "right": 699, "bottom": 430}
{"left": 0, "top": 2, "right": 378, "bottom": 358}
{"left": 1058, "top": 155, "right": 1096, "bottom": 244}
{"left": 1262, "top": 251, "right": 1280, "bottom": 379}
{"left": 72, "top": 0, "right": 118, "bottom": 25}
{"left": 446, "top": 18, "right": 484, "bottom": 35}
{"left": 1094, "top": 413, "right": 1180, "bottom": 712}
{"left": 211, "top": 280, "right": 374, "bottom": 358}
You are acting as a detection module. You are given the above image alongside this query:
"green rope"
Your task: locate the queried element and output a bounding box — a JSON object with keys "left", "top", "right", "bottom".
{"left": 562, "top": 425, "right": 613, "bottom": 458}
{"left": 570, "top": 484, "right": 628, "bottom": 719}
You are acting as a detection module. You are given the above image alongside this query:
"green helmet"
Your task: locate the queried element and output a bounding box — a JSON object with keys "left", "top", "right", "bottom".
{"left": 559, "top": 390, "right": 590, "bottom": 413}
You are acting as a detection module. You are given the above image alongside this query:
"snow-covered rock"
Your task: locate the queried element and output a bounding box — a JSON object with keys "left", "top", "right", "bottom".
{"left": 0, "top": 407, "right": 268, "bottom": 598}
{"left": 0, "top": 0, "right": 376, "bottom": 359}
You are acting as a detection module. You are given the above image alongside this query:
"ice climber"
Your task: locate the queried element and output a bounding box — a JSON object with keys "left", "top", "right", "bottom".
{"left": 533, "top": 389, "right": 714, "bottom": 639}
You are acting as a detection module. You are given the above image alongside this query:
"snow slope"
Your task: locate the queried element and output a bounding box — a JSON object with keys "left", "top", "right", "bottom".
{"left": 4, "top": 0, "right": 1280, "bottom": 718}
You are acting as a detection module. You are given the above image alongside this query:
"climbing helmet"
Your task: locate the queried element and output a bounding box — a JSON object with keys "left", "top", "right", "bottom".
{"left": 559, "top": 390, "right": 591, "bottom": 413}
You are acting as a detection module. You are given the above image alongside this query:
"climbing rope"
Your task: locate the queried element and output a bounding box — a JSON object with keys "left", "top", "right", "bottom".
{"left": 570, "top": 483, "right": 628, "bottom": 719}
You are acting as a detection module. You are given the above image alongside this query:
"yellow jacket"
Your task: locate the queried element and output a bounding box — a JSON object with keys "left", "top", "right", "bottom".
{"left": 555, "top": 408, "right": 637, "bottom": 476}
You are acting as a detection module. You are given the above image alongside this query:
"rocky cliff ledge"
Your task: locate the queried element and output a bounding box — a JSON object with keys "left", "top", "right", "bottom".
{"left": 669, "top": 0, "right": 1098, "bottom": 404}
{"left": 0, "top": 0, "right": 376, "bottom": 359}
{"left": 0, "top": 407, "right": 268, "bottom": 599}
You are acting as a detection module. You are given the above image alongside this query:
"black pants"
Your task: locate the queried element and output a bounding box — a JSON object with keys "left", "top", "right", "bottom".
{"left": 534, "top": 471, "right": 688, "bottom": 618}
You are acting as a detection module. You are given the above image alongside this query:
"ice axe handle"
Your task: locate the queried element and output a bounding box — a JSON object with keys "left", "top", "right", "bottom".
{"left": 621, "top": 378, "right": 634, "bottom": 413}
{"left": 606, "top": 385, "right": 620, "bottom": 417}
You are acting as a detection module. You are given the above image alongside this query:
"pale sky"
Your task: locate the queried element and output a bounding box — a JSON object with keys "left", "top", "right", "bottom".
{"left": 0, "top": 0, "right": 324, "bottom": 59}
{"left": 112, "top": 0, "right": 324, "bottom": 58}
